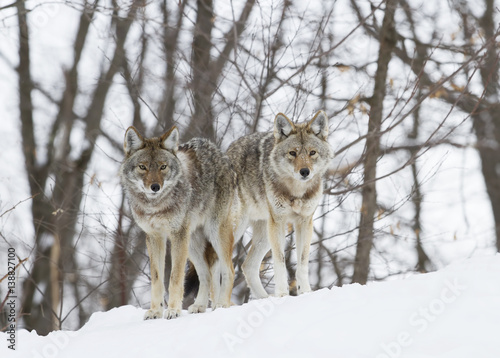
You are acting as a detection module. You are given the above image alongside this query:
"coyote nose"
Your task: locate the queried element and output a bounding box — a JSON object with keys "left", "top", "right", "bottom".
{"left": 151, "top": 183, "right": 160, "bottom": 192}
{"left": 300, "top": 168, "right": 310, "bottom": 178}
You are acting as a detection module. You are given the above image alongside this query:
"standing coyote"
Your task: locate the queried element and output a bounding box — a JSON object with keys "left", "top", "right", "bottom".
{"left": 228, "top": 111, "right": 333, "bottom": 298}
{"left": 120, "top": 126, "right": 236, "bottom": 319}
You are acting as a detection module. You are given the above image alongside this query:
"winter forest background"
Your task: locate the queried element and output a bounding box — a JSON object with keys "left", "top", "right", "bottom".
{"left": 1, "top": 0, "right": 499, "bottom": 335}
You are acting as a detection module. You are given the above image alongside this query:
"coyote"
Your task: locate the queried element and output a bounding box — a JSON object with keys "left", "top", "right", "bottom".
{"left": 120, "top": 126, "right": 236, "bottom": 319}
{"left": 227, "top": 111, "right": 333, "bottom": 298}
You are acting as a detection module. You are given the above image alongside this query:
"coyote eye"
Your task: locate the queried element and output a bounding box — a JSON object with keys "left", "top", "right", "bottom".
{"left": 289, "top": 151, "right": 297, "bottom": 157}
{"left": 310, "top": 150, "right": 316, "bottom": 156}
{"left": 138, "top": 165, "right": 147, "bottom": 170}
{"left": 160, "top": 164, "right": 167, "bottom": 170}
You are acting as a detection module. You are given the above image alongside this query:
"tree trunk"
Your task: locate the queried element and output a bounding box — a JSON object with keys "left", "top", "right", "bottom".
{"left": 409, "top": 88, "right": 431, "bottom": 272}
{"left": 20, "top": 1, "right": 141, "bottom": 334}
{"left": 185, "top": 0, "right": 215, "bottom": 140}
{"left": 473, "top": 0, "right": 500, "bottom": 252}
{"left": 104, "top": 198, "right": 146, "bottom": 310}
{"left": 391, "top": 0, "right": 500, "bottom": 252}
{"left": 185, "top": 0, "right": 256, "bottom": 141}
{"left": 157, "top": 0, "right": 187, "bottom": 132}
{"left": 16, "top": 0, "right": 56, "bottom": 335}
{"left": 352, "top": 0, "right": 398, "bottom": 284}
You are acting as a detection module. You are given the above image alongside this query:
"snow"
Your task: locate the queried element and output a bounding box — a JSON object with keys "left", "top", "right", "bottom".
{"left": 0, "top": 0, "right": 499, "bottom": 353}
{"left": 3, "top": 255, "right": 499, "bottom": 358}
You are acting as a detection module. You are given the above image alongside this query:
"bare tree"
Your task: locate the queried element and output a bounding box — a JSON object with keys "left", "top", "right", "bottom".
{"left": 390, "top": 0, "right": 500, "bottom": 250}
{"left": 352, "top": 0, "right": 398, "bottom": 284}
{"left": 3, "top": 0, "right": 499, "bottom": 336}
{"left": 17, "top": 0, "right": 144, "bottom": 334}
{"left": 184, "top": 0, "right": 256, "bottom": 141}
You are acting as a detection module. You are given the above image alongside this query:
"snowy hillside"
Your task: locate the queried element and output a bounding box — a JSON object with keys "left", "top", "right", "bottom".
{"left": 3, "top": 255, "right": 500, "bottom": 358}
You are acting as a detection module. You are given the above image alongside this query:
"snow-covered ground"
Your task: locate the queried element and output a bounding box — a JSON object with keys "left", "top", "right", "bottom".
{"left": 3, "top": 254, "right": 499, "bottom": 358}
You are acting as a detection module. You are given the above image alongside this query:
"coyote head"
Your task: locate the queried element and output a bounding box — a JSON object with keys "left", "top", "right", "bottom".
{"left": 272, "top": 110, "right": 333, "bottom": 182}
{"left": 121, "top": 126, "right": 180, "bottom": 198}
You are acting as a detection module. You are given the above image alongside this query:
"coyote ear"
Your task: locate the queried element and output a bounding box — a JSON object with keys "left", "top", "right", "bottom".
{"left": 274, "top": 113, "right": 294, "bottom": 141}
{"left": 161, "top": 126, "right": 179, "bottom": 153}
{"left": 309, "top": 110, "right": 329, "bottom": 140}
{"left": 124, "top": 126, "right": 144, "bottom": 156}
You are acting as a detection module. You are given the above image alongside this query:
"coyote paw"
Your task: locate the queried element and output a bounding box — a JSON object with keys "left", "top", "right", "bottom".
{"left": 297, "top": 285, "right": 312, "bottom": 295}
{"left": 251, "top": 292, "right": 269, "bottom": 300}
{"left": 164, "top": 308, "right": 181, "bottom": 320}
{"left": 188, "top": 304, "right": 207, "bottom": 314}
{"left": 274, "top": 291, "right": 289, "bottom": 298}
{"left": 213, "top": 303, "right": 230, "bottom": 310}
{"left": 144, "top": 308, "right": 163, "bottom": 320}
